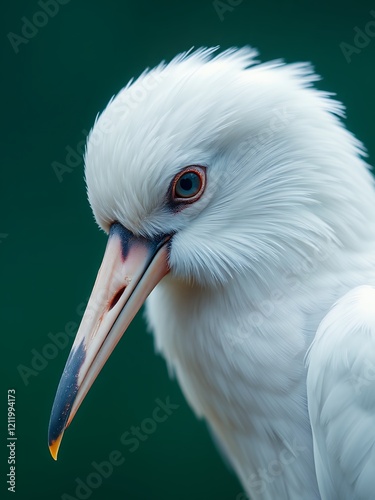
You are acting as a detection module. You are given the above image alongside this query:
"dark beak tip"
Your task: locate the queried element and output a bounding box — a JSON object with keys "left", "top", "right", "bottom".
{"left": 48, "top": 340, "right": 86, "bottom": 458}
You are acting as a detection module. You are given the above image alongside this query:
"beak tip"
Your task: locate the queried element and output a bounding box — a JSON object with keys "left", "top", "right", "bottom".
{"left": 49, "top": 433, "right": 63, "bottom": 461}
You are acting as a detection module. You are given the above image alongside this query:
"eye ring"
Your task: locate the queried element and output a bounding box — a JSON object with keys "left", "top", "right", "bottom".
{"left": 171, "top": 165, "right": 206, "bottom": 204}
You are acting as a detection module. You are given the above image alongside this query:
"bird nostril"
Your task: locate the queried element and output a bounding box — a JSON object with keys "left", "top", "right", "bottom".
{"left": 109, "top": 286, "right": 126, "bottom": 311}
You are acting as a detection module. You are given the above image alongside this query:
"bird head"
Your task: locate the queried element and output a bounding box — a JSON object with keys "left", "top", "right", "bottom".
{"left": 48, "top": 47, "right": 372, "bottom": 459}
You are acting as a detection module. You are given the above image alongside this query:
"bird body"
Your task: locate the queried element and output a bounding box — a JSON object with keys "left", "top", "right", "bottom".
{"left": 49, "top": 48, "right": 375, "bottom": 499}
{"left": 147, "top": 246, "right": 375, "bottom": 499}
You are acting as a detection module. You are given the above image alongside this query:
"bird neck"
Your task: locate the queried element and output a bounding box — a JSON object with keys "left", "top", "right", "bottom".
{"left": 148, "top": 271, "right": 325, "bottom": 499}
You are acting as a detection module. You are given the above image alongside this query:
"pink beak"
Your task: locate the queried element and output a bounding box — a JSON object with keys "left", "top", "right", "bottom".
{"left": 48, "top": 223, "right": 171, "bottom": 459}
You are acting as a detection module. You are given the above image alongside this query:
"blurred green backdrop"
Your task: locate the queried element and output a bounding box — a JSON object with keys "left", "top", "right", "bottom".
{"left": 1, "top": 0, "right": 374, "bottom": 499}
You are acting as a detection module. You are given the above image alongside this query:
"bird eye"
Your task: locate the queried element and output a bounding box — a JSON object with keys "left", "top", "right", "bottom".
{"left": 176, "top": 172, "right": 201, "bottom": 197}
{"left": 172, "top": 166, "right": 206, "bottom": 203}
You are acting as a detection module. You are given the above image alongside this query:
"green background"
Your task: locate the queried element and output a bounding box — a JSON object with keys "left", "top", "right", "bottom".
{"left": 1, "top": 1, "right": 374, "bottom": 499}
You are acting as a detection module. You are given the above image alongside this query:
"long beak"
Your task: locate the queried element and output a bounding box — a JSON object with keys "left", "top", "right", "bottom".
{"left": 48, "top": 222, "right": 171, "bottom": 460}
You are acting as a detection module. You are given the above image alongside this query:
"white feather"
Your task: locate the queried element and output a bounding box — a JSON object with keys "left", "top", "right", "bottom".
{"left": 307, "top": 286, "right": 375, "bottom": 500}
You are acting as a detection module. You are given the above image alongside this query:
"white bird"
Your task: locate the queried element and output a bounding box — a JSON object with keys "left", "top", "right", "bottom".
{"left": 48, "top": 47, "right": 375, "bottom": 500}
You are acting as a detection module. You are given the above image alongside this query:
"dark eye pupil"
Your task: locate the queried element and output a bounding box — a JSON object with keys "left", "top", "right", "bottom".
{"left": 180, "top": 177, "right": 193, "bottom": 191}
